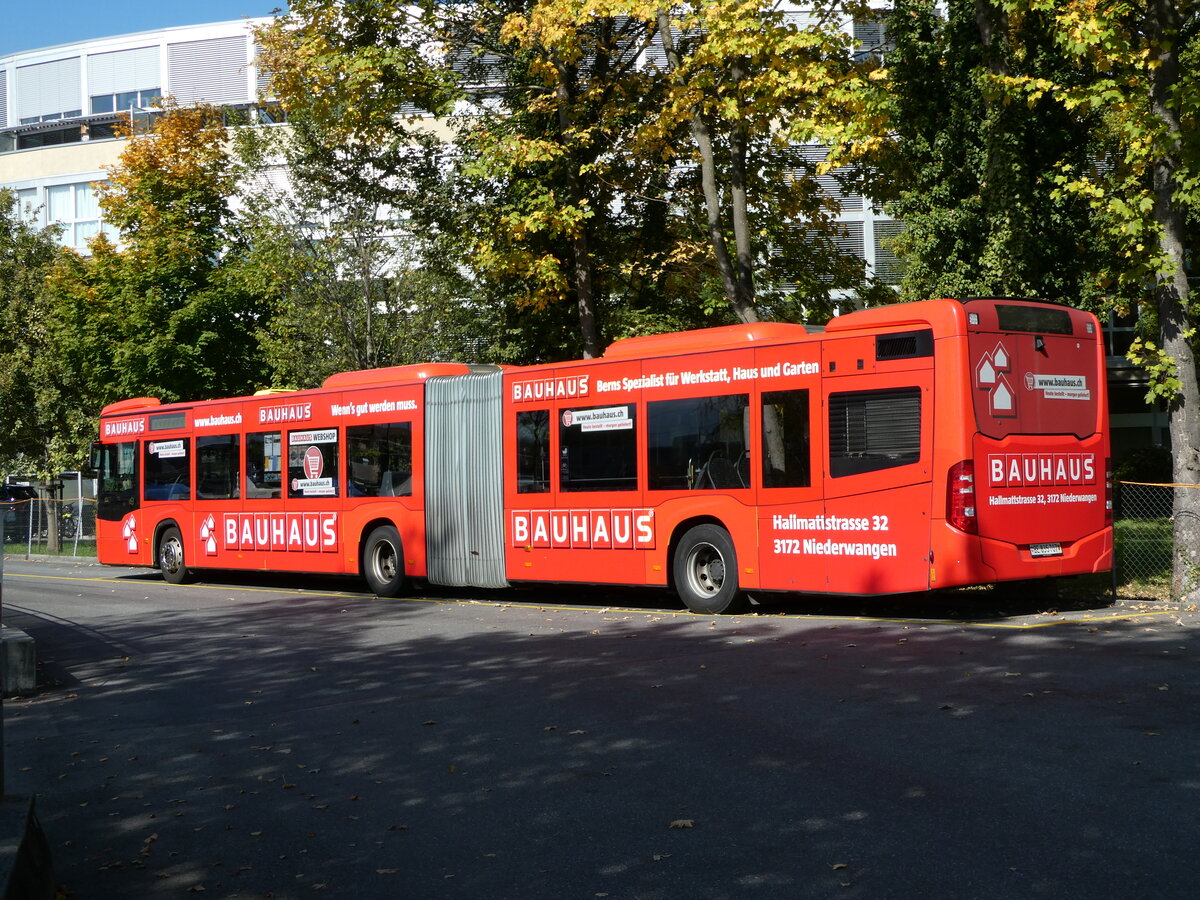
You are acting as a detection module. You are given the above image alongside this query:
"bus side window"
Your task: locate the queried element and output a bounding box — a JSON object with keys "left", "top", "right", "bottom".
{"left": 246, "top": 431, "right": 283, "bottom": 499}
{"left": 144, "top": 438, "right": 191, "bottom": 501}
{"left": 347, "top": 422, "right": 413, "bottom": 497}
{"left": 648, "top": 394, "right": 749, "bottom": 490}
{"left": 516, "top": 410, "right": 550, "bottom": 494}
{"left": 197, "top": 434, "right": 240, "bottom": 500}
{"left": 96, "top": 441, "right": 138, "bottom": 521}
{"left": 761, "top": 390, "right": 810, "bottom": 488}
{"left": 288, "top": 428, "right": 340, "bottom": 499}
{"left": 559, "top": 404, "right": 638, "bottom": 492}
{"left": 828, "top": 387, "right": 921, "bottom": 477}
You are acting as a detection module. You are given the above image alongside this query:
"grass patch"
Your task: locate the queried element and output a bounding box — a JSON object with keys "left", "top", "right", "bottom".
{"left": 1114, "top": 517, "right": 1173, "bottom": 601}
{"left": 2, "top": 539, "right": 97, "bottom": 558}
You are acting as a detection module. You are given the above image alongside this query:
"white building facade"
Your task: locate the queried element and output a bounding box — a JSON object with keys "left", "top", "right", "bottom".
{"left": 0, "top": 18, "right": 271, "bottom": 249}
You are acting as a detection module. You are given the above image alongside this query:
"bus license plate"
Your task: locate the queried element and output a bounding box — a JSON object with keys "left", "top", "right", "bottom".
{"left": 1029, "top": 542, "right": 1063, "bottom": 558}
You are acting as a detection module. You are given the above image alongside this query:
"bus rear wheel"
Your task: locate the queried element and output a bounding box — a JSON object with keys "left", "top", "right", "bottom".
{"left": 363, "top": 526, "right": 406, "bottom": 597}
{"left": 158, "top": 525, "right": 190, "bottom": 585}
{"left": 673, "top": 524, "right": 746, "bottom": 614}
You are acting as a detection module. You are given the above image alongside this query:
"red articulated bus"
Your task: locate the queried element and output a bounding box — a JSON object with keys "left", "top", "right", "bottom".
{"left": 92, "top": 297, "right": 1112, "bottom": 613}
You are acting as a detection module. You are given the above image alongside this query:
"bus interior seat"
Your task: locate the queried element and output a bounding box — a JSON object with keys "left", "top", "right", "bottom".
{"left": 380, "top": 471, "right": 412, "bottom": 496}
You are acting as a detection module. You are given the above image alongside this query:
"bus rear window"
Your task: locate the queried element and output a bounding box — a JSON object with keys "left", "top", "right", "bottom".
{"left": 994, "top": 304, "right": 1073, "bottom": 335}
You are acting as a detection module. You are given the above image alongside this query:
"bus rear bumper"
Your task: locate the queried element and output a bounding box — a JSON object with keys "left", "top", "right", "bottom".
{"left": 979, "top": 527, "right": 1113, "bottom": 581}
{"left": 931, "top": 523, "right": 1112, "bottom": 588}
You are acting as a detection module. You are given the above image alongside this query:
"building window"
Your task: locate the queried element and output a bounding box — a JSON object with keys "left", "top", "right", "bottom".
{"left": 11, "top": 189, "right": 38, "bottom": 224}
{"left": 91, "top": 87, "right": 160, "bottom": 115}
{"left": 19, "top": 110, "right": 83, "bottom": 125}
{"left": 46, "top": 182, "right": 110, "bottom": 249}
{"left": 87, "top": 122, "right": 120, "bottom": 141}
{"left": 15, "top": 127, "right": 83, "bottom": 150}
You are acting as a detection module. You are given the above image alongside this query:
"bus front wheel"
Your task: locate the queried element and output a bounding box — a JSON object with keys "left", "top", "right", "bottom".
{"left": 363, "top": 526, "right": 406, "bottom": 597}
{"left": 158, "top": 526, "right": 190, "bottom": 585}
{"left": 673, "top": 524, "right": 746, "bottom": 614}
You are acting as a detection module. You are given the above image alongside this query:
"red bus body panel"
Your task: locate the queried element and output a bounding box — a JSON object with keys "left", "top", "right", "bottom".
{"left": 95, "top": 299, "right": 1112, "bottom": 602}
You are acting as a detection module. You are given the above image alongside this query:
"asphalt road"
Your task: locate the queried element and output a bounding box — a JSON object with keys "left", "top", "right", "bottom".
{"left": 1, "top": 557, "right": 1198, "bottom": 899}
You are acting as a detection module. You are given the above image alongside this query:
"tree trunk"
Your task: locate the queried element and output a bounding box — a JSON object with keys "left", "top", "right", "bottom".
{"left": 657, "top": 9, "right": 759, "bottom": 324}
{"left": 43, "top": 490, "right": 60, "bottom": 554}
{"left": 1147, "top": 0, "right": 1200, "bottom": 602}
{"left": 728, "top": 57, "right": 756, "bottom": 315}
{"left": 554, "top": 60, "right": 603, "bottom": 359}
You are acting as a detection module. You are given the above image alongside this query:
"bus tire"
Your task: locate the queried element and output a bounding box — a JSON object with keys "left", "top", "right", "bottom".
{"left": 673, "top": 524, "right": 746, "bottom": 614}
{"left": 158, "top": 525, "right": 190, "bottom": 585}
{"left": 363, "top": 526, "right": 406, "bottom": 597}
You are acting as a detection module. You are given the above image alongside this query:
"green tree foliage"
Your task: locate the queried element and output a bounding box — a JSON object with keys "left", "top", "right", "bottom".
{"left": 990, "top": 0, "right": 1200, "bottom": 600}
{"left": 0, "top": 190, "right": 61, "bottom": 470}
{"left": 234, "top": 121, "right": 501, "bottom": 386}
{"left": 526, "top": 0, "right": 885, "bottom": 323}
{"left": 877, "top": 0, "right": 1109, "bottom": 305}
{"left": 256, "top": 1, "right": 884, "bottom": 360}
{"left": 259, "top": 2, "right": 692, "bottom": 360}
{"left": 34, "top": 104, "right": 272, "bottom": 469}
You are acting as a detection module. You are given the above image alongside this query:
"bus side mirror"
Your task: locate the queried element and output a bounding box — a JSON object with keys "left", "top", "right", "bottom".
{"left": 89, "top": 442, "right": 102, "bottom": 474}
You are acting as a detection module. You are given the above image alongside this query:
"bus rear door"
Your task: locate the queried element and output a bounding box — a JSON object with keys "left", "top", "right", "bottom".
{"left": 819, "top": 331, "right": 936, "bottom": 595}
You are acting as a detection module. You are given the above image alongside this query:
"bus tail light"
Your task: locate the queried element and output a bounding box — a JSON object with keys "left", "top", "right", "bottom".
{"left": 948, "top": 460, "right": 977, "bottom": 533}
{"left": 1105, "top": 457, "right": 1113, "bottom": 526}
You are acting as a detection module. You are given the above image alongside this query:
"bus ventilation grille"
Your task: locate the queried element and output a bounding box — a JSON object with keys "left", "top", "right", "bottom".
{"left": 876, "top": 329, "right": 934, "bottom": 361}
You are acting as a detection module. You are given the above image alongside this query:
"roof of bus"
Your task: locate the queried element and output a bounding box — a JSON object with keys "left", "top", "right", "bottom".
{"left": 321, "top": 362, "right": 479, "bottom": 389}
{"left": 602, "top": 322, "right": 810, "bottom": 359}
{"left": 824, "top": 297, "right": 1097, "bottom": 336}
{"left": 824, "top": 298, "right": 969, "bottom": 334}
{"left": 98, "top": 363, "right": 481, "bottom": 419}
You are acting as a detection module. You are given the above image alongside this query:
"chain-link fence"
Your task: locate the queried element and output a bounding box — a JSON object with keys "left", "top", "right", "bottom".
{"left": 2, "top": 477, "right": 97, "bottom": 557}
{"left": 1114, "top": 481, "right": 1177, "bottom": 599}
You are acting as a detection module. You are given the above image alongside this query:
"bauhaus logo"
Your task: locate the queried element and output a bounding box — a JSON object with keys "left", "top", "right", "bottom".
{"left": 122, "top": 514, "right": 139, "bottom": 554}
{"left": 988, "top": 453, "right": 1096, "bottom": 488}
{"left": 976, "top": 342, "right": 1016, "bottom": 418}
{"left": 200, "top": 514, "right": 218, "bottom": 555}
{"left": 220, "top": 512, "right": 338, "bottom": 553}
{"left": 511, "top": 375, "right": 590, "bottom": 403}
{"left": 511, "top": 508, "right": 655, "bottom": 549}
